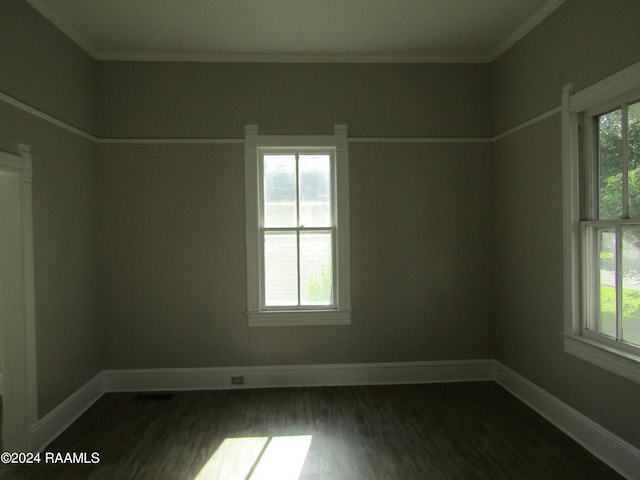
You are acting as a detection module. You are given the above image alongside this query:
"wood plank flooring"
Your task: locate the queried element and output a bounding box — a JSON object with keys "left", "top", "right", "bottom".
{"left": 0, "top": 382, "right": 625, "bottom": 479}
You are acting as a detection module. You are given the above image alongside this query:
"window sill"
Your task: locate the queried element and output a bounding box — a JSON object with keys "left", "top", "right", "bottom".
{"left": 563, "top": 334, "right": 640, "bottom": 384}
{"left": 247, "top": 309, "right": 351, "bottom": 327}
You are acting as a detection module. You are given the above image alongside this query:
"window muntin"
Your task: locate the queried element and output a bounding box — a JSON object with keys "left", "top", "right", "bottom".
{"left": 581, "top": 98, "right": 640, "bottom": 354}
{"left": 260, "top": 149, "right": 336, "bottom": 309}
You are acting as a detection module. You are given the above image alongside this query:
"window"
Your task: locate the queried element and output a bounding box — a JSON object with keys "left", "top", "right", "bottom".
{"left": 582, "top": 101, "right": 640, "bottom": 352}
{"left": 563, "top": 63, "right": 640, "bottom": 383}
{"left": 244, "top": 125, "right": 351, "bottom": 327}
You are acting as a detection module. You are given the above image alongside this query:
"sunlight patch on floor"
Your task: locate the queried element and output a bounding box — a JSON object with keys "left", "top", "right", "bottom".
{"left": 194, "top": 435, "right": 312, "bottom": 480}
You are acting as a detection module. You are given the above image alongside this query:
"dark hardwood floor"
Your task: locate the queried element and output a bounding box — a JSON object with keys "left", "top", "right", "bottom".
{"left": 0, "top": 382, "right": 625, "bottom": 479}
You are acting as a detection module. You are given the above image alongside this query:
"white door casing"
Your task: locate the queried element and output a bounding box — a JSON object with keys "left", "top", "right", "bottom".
{"left": 0, "top": 145, "right": 38, "bottom": 450}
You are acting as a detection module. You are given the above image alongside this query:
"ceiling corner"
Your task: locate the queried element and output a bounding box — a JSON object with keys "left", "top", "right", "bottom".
{"left": 487, "top": 0, "right": 566, "bottom": 63}
{"left": 26, "top": 0, "right": 98, "bottom": 59}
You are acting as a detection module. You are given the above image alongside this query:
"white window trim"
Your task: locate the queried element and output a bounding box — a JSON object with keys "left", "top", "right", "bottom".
{"left": 562, "top": 61, "right": 640, "bottom": 384}
{"left": 244, "top": 125, "right": 351, "bottom": 327}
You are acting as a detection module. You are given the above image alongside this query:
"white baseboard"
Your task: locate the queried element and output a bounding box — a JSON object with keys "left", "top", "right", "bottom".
{"left": 24, "top": 359, "right": 640, "bottom": 480}
{"left": 29, "top": 373, "right": 104, "bottom": 452}
{"left": 27, "top": 359, "right": 492, "bottom": 451}
{"left": 102, "top": 359, "right": 495, "bottom": 392}
{"left": 28, "top": 360, "right": 493, "bottom": 450}
{"left": 494, "top": 362, "right": 640, "bottom": 480}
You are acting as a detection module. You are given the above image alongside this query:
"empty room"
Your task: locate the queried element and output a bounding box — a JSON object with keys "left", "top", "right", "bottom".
{"left": 1, "top": 0, "right": 639, "bottom": 478}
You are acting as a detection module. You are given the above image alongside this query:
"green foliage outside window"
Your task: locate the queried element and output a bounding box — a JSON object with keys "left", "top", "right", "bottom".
{"left": 597, "top": 105, "right": 640, "bottom": 345}
{"left": 305, "top": 258, "right": 332, "bottom": 303}
{"left": 598, "top": 105, "right": 640, "bottom": 219}
{"left": 599, "top": 105, "right": 640, "bottom": 273}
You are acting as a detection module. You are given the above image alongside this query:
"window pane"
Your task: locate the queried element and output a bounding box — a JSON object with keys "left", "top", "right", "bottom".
{"left": 622, "top": 227, "right": 640, "bottom": 346}
{"left": 264, "top": 231, "right": 298, "bottom": 306}
{"left": 628, "top": 101, "right": 640, "bottom": 218}
{"left": 598, "top": 230, "right": 617, "bottom": 338}
{"left": 299, "top": 155, "right": 331, "bottom": 227}
{"left": 598, "top": 109, "right": 622, "bottom": 219}
{"left": 300, "top": 232, "right": 333, "bottom": 305}
{"left": 264, "top": 155, "right": 297, "bottom": 227}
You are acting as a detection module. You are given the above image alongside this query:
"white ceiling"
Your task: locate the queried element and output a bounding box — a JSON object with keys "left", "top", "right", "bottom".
{"left": 26, "top": 0, "right": 565, "bottom": 63}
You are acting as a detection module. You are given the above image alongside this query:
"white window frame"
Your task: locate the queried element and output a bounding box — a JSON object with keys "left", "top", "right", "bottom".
{"left": 562, "top": 62, "right": 640, "bottom": 384}
{"left": 244, "top": 125, "right": 351, "bottom": 327}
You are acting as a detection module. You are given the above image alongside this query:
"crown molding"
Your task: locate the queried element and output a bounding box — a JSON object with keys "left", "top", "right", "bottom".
{"left": 26, "top": 0, "right": 565, "bottom": 65}
{"left": 94, "top": 51, "right": 487, "bottom": 64}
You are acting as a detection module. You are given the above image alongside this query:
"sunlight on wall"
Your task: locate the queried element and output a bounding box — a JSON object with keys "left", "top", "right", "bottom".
{"left": 194, "top": 435, "right": 312, "bottom": 480}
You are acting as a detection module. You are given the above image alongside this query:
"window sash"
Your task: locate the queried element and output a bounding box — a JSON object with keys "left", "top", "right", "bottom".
{"left": 258, "top": 148, "right": 338, "bottom": 311}
{"left": 585, "top": 97, "right": 640, "bottom": 220}
{"left": 261, "top": 227, "right": 336, "bottom": 310}
{"left": 581, "top": 222, "right": 640, "bottom": 355}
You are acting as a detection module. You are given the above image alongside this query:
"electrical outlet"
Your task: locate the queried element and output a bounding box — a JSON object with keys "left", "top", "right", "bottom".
{"left": 231, "top": 376, "right": 244, "bottom": 385}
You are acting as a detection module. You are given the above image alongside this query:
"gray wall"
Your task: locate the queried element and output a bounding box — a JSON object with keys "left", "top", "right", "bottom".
{"left": 0, "top": 0, "right": 96, "bottom": 134}
{"left": 0, "top": 0, "right": 102, "bottom": 416}
{"left": 98, "top": 62, "right": 491, "bottom": 138}
{"left": 492, "top": 0, "right": 640, "bottom": 449}
{"left": 95, "top": 62, "right": 494, "bottom": 368}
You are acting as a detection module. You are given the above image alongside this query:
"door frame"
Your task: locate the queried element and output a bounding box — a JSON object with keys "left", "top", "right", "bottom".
{"left": 0, "top": 145, "right": 38, "bottom": 450}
